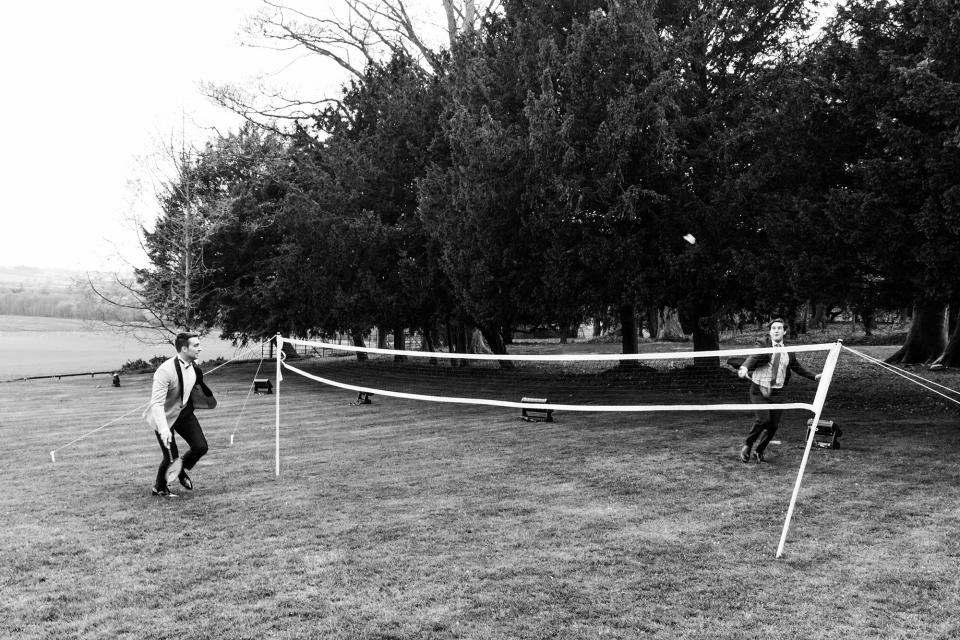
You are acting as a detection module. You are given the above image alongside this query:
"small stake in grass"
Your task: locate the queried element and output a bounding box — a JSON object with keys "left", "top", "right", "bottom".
{"left": 50, "top": 450, "right": 56, "bottom": 463}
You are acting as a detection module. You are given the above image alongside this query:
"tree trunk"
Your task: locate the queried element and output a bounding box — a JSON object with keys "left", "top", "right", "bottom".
{"left": 885, "top": 302, "right": 947, "bottom": 365}
{"left": 478, "top": 326, "right": 513, "bottom": 368}
{"left": 931, "top": 302, "right": 960, "bottom": 369}
{"left": 351, "top": 330, "right": 368, "bottom": 361}
{"left": 810, "top": 302, "right": 828, "bottom": 331}
{"left": 793, "top": 305, "right": 808, "bottom": 336}
{"left": 441, "top": 0, "right": 458, "bottom": 44}
{"left": 855, "top": 306, "right": 875, "bottom": 337}
{"left": 470, "top": 328, "right": 492, "bottom": 353}
{"left": 930, "top": 324, "right": 960, "bottom": 368}
{"left": 645, "top": 307, "right": 659, "bottom": 340}
{"left": 657, "top": 307, "right": 685, "bottom": 341}
{"left": 377, "top": 326, "right": 388, "bottom": 349}
{"left": 444, "top": 319, "right": 455, "bottom": 366}
{"left": 421, "top": 326, "right": 438, "bottom": 365}
{"left": 949, "top": 289, "right": 959, "bottom": 336}
{"left": 679, "top": 301, "right": 719, "bottom": 366}
{"left": 458, "top": 324, "right": 470, "bottom": 355}
{"left": 593, "top": 317, "right": 602, "bottom": 338}
{"left": 447, "top": 320, "right": 470, "bottom": 367}
{"left": 863, "top": 310, "right": 875, "bottom": 337}
{"left": 620, "top": 303, "right": 639, "bottom": 355}
{"left": 691, "top": 314, "right": 720, "bottom": 367}
{"left": 393, "top": 325, "right": 406, "bottom": 362}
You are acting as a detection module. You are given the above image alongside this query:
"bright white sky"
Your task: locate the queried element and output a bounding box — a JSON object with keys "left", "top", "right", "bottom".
{"left": 0, "top": 1, "right": 834, "bottom": 273}
{"left": 0, "top": 1, "right": 349, "bottom": 272}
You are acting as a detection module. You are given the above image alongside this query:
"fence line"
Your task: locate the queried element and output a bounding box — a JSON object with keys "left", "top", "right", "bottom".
{"left": 2, "top": 370, "right": 119, "bottom": 383}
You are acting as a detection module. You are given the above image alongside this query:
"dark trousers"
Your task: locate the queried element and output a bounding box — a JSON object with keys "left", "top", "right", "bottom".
{"left": 154, "top": 409, "right": 208, "bottom": 490}
{"left": 745, "top": 383, "right": 783, "bottom": 454}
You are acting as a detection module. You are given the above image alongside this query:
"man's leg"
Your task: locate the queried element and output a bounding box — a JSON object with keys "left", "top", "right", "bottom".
{"left": 154, "top": 431, "right": 178, "bottom": 491}
{"left": 745, "top": 384, "right": 773, "bottom": 448}
{"left": 754, "top": 408, "right": 783, "bottom": 458}
{"left": 171, "top": 411, "right": 208, "bottom": 471}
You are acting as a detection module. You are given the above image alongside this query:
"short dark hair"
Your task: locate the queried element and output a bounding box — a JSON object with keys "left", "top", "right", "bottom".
{"left": 175, "top": 332, "right": 199, "bottom": 352}
{"left": 768, "top": 318, "right": 786, "bottom": 329}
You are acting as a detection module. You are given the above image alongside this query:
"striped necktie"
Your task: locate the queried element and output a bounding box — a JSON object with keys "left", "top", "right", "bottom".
{"left": 771, "top": 344, "right": 783, "bottom": 386}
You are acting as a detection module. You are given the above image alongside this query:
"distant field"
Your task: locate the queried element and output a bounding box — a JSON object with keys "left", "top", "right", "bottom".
{"left": 1, "top": 344, "right": 959, "bottom": 638}
{"left": 0, "top": 315, "right": 262, "bottom": 380}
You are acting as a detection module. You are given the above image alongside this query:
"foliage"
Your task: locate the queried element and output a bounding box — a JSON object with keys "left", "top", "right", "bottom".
{"left": 776, "top": 0, "right": 960, "bottom": 363}
{"left": 419, "top": 13, "right": 551, "bottom": 352}
{"left": 301, "top": 53, "right": 451, "bottom": 340}
{"left": 522, "top": 0, "right": 681, "bottom": 352}
{"left": 814, "top": 0, "right": 960, "bottom": 304}
{"left": 119, "top": 355, "right": 166, "bottom": 374}
{"left": 130, "top": 0, "right": 960, "bottom": 361}
{"left": 188, "top": 124, "right": 294, "bottom": 341}
{"left": 655, "top": 0, "right": 818, "bottom": 351}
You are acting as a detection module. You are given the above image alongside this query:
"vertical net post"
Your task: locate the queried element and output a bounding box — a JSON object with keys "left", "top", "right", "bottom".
{"left": 776, "top": 340, "right": 843, "bottom": 558}
{"left": 275, "top": 333, "right": 282, "bottom": 477}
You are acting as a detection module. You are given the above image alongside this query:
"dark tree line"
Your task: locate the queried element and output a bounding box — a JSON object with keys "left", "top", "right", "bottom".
{"left": 136, "top": 0, "right": 960, "bottom": 366}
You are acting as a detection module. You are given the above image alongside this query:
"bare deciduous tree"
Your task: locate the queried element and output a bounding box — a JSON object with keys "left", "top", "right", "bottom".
{"left": 205, "top": 0, "right": 502, "bottom": 133}
{"left": 85, "top": 131, "right": 224, "bottom": 344}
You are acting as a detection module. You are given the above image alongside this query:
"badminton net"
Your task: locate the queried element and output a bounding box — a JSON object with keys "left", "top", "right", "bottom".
{"left": 278, "top": 337, "right": 836, "bottom": 413}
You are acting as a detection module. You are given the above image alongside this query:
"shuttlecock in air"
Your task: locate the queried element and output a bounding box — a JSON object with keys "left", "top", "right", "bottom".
{"left": 683, "top": 233, "right": 696, "bottom": 245}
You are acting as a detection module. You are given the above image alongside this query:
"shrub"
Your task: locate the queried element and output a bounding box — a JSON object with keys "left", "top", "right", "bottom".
{"left": 119, "top": 356, "right": 165, "bottom": 374}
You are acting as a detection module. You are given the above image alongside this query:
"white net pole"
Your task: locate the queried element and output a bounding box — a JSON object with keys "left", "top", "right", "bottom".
{"left": 275, "top": 333, "right": 282, "bottom": 477}
{"left": 776, "top": 340, "right": 843, "bottom": 558}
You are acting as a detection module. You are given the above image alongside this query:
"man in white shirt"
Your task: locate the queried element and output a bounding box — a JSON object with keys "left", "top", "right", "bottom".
{"left": 737, "top": 319, "right": 821, "bottom": 463}
{"left": 144, "top": 332, "right": 213, "bottom": 496}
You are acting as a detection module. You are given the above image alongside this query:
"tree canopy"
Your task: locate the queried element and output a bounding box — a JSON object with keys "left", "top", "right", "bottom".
{"left": 135, "top": 0, "right": 960, "bottom": 366}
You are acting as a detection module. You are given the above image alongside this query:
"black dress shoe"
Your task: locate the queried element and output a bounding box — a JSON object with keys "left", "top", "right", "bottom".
{"left": 178, "top": 471, "right": 193, "bottom": 491}
{"left": 739, "top": 445, "right": 751, "bottom": 463}
{"left": 754, "top": 450, "right": 765, "bottom": 463}
{"left": 151, "top": 486, "right": 179, "bottom": 498}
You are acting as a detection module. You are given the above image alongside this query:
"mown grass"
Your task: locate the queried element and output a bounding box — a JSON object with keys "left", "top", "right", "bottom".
{"left": 1, "top": 345, "right": 959, "bottom": 639}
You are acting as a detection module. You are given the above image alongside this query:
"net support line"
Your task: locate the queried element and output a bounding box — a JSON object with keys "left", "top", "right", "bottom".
{"left": 49, "top": 344, "right": 263, "bottom": 462}
{"left": 841, "top": 345, "right": 960, "bottom": 406}
{"left": 50, "top": 402, "right": 149, "bottom": 463}
{"left": 230, "top": 355, "right": 266, "bottom": 445}
{"left": 776, "top": 340, "right": 844, "bottom": 559}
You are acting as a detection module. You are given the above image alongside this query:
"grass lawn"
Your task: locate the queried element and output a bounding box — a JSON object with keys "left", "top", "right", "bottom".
{"left": 1, "top": 343, "right": 959, "bottom": 639}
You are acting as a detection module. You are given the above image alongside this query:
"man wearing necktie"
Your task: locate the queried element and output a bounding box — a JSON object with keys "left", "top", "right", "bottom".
{"left": 737, "top": 319, "right": 821, "bottom": 462}
{"left": 143, "top": 332, "right": 215, "bottom": 496}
